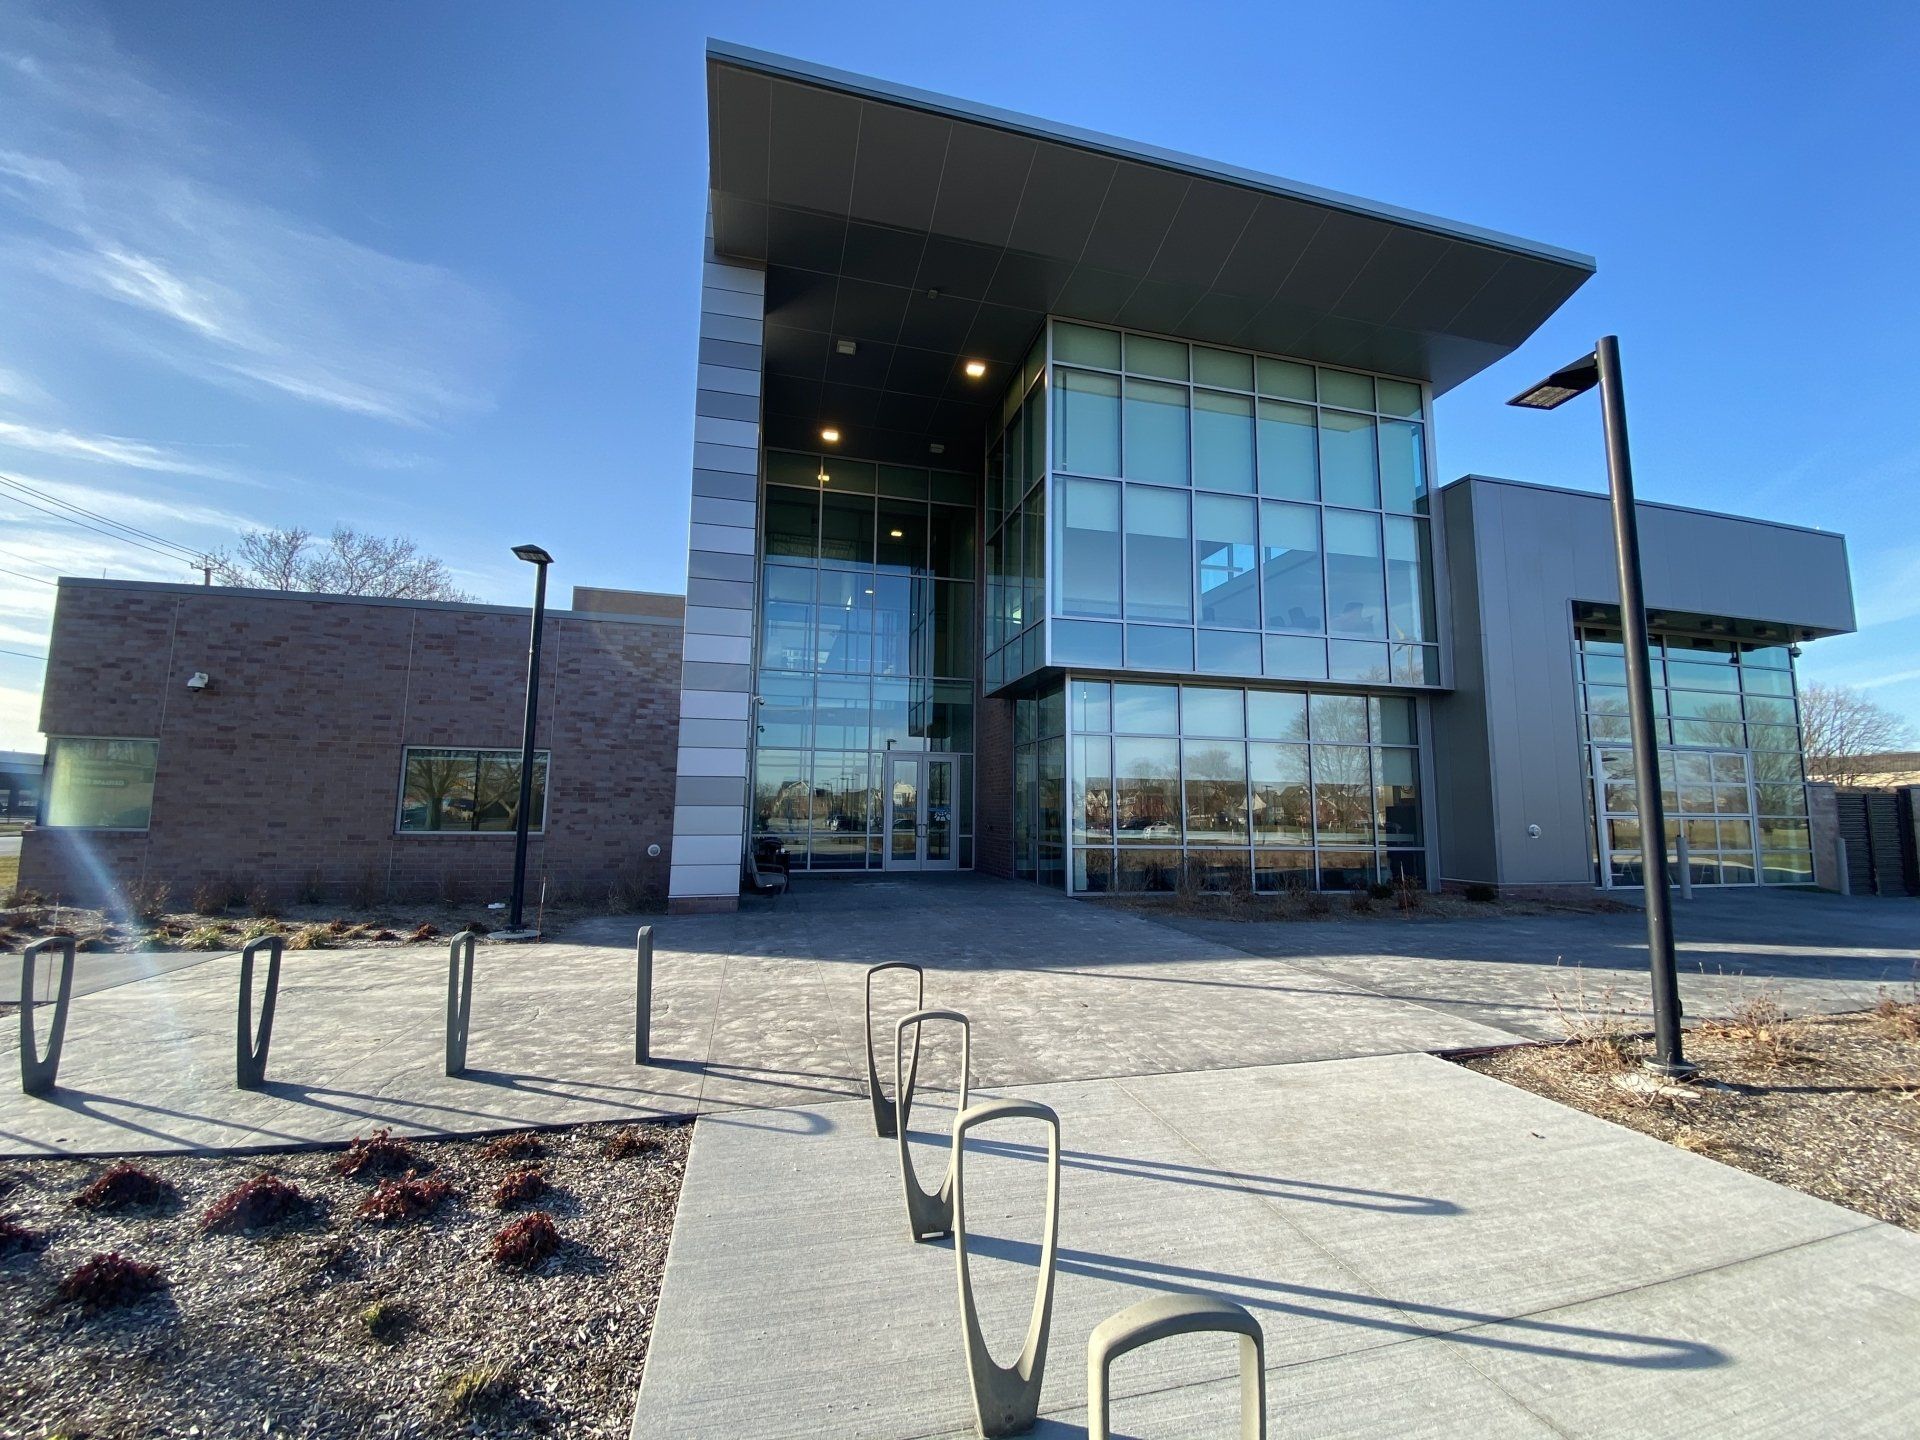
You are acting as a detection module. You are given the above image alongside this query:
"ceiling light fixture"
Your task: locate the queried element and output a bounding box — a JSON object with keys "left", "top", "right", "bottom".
{"left": 889, "top": 529, "right": 904, "bottom": 538}
{"left": 820, "top": 427, "right": 840, "bottom": 444}
{"left": 929, "top": 442, "right": 945, "bottom": 455}
{"left": 963, "top": 360, "right": 987, "bottom": 379}
{"left": 835, "top": 339, "right": 858, "bottom": 356}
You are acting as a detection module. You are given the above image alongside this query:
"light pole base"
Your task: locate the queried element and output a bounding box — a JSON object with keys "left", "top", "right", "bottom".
{"left": 1642, "top": 1056, "right": 1698, "bottom": 1080}
{"left": 488, "top": 929, "right": 542, "bottom": 943}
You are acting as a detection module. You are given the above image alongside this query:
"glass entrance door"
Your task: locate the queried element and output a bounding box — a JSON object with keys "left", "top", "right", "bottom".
{"left": 884, "top": 754, "right": 958, "bottom": 871}
{"left": 1592, "top": 745, "right": 1759, "bottom": 887}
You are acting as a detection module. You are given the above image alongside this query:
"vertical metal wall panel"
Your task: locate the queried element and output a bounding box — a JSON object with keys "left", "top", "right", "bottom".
{"left": 669, "top": 217, "right": 765, "bottom": 912}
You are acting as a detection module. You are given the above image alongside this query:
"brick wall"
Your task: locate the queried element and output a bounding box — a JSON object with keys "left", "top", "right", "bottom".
{"left": 19, "top": 581, "right": 683, "bottom": 908}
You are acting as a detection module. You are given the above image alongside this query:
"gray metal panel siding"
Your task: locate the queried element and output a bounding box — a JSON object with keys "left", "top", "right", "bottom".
{"left": 1441, "top": 476, "right": 1856, "bottom": 890}
{"left": 669, "top": 218, "right": 766, "bottom": 907}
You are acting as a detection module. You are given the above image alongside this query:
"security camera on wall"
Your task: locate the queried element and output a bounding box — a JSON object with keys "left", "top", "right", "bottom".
{"left": 186, "top": 671, "right": 210, "bottom": 692}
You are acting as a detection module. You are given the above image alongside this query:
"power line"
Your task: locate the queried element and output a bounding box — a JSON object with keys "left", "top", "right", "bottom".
{"left": 0, "top": 490, "right": 204, "bottom": 568}
{"left": 0, "top": 647, "right": 47, "bottom": 662}
{"left": 0, "top": 542, "right": 60, "bottom": 575}
{"left": 0, "top": 566, "right": 56, "bottom": 587}
{"left": 0, "top": 472, "right": 206, "bottom": 563}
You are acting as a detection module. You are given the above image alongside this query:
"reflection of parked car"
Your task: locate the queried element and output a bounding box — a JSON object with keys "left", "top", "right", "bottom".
{"left": 1119, "top": 818, "right": 1177, "bottom": 837}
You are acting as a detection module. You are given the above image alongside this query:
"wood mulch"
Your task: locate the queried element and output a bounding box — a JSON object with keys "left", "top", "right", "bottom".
{"left": 0, "top": 1119, "right": 689, "bottom": 1438}
{"left": 1457, "top": 993, "right": 1920, "bottom": 1232}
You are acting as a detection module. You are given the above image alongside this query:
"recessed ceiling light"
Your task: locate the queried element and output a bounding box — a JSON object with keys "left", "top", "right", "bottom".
{"left": 888, "top": 529, "right": 904, "bottom": 538}
{"left": 820, "top": 427, "right": 840, "bottom": 444}
{"left": 835, "top": 339, "right": 858, "bottom": 356}
{"left": 963, "top": 360, "right": 987, "bottom": 379}
{"left": 929, "top": 442, "right": 945, "bottom": 455}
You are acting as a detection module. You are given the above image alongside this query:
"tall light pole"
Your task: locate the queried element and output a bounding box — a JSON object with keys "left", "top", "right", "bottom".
{"left": 507, "top": 544, "right": 553, "bottom": 935}
{"left": 1510, "top": 337, "right": 1692, "bottom": 1076}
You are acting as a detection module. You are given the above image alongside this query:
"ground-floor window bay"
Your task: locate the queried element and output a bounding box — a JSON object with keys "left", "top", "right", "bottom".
{"left": 1012, "top": 675, "right": 1425, "bottom": 893}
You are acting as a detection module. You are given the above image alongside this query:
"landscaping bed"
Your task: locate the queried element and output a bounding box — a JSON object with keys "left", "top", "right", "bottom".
{"left": 1114, "top": 881, "right": 1633, "bottom": 923}
{"left": 0, "top": 1119, "right": 689, "bottom": 1437}
{"left": 1457, "top": 992, "right": 1920, "bottom": 1232}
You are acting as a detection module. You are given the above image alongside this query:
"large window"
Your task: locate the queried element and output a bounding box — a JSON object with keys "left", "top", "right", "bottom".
{"left": 1576, "top": 628, "right": 1811, "bottom": 886}
{"left": 1063, "top": 679, "right": 1424, "bottom": 893}
{"left": 43, "top": 737, "right": 159, "bottom": 830}
{"left": 761, "top": 448, "right": 980, "bottom": 871}
{"left": 1047, "top": 320, "right": 1438, "bottom": 686}
{"left": 398, "top": 748, "right": 549, "bottom": 833}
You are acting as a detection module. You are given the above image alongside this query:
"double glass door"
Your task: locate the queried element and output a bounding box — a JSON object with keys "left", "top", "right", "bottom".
{"left": 1592, "top": 745, "right": 1759, "bottom": 887}
{"left": 884, "top": 753, "right": 957, "bottom": 871}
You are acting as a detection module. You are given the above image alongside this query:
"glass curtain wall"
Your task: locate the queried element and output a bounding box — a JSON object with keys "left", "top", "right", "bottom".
{"left": 985, "top": 333, "right": 1050, "bottom": 688}
{"left": 1049, "top": 321, "right": 1438, "bottom": 686}
{"left": 1011, "top": 680, "right": 1067, "bottom": 887}
{"left": 756, "top": 450, "right": 978, "bottom": 870}
{"left": 1062, "top": 678, "right": 1423, "bottom": 893}
{"left": 1576, "top": 628, "right": 1811, "bottom": 886}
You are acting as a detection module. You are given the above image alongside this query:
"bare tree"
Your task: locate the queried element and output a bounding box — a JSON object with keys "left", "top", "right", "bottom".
{"left": 214, "top": 526, "right": 471, "bottom": 601}
{"left": 1799, "top": 682, "right": 1914, "bottom": 786}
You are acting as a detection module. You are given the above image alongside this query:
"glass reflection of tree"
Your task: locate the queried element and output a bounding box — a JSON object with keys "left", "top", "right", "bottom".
{"left": 405, "top": 751, "right": 473, "bottom": 831}
{"left": 1314, "top": 745, "right": 1373, "bottom": 843}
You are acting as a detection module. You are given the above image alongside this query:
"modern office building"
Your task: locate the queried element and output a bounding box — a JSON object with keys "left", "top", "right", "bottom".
{"left": 666, "top": 42, "right": 1854, "bottom": 911}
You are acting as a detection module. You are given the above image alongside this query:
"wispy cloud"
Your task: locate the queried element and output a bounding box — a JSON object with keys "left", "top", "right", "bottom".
{"left": 0, "top": 418, "right": 244, "bottom": 480}
{"left": 0, "top": 6, "right": 510, "bottom": 429}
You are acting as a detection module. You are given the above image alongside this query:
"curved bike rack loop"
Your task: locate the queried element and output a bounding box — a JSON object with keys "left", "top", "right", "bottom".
{"left": 445, "top": 932, "right": 476, "bottom": 1076}
{"left": 1087, "top": 1292, "right": 1267, "bottom": 1440}
{"left": 952, "top": 1096, "right": 1061, "bottom": 1439}
{"left": 18, "top": 935, "right": 76, "bottom": 1096}
{"left": 863, "top": 962, "right": 923, "bottom": 1137}
{"left": 893, "top": 1008, "right": 970, "bottom": 1242}
{"left": 235, "top": 934, "right": 285, "bottom": 1090}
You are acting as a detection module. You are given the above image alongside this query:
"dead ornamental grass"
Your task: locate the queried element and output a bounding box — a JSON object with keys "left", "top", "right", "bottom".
{"left": 1460, "top": 985, "right": 1920, "bottom": 1233}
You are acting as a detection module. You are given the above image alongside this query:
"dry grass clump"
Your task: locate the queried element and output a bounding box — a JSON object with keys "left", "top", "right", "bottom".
{"left": 58, "top": 1251, "right": 166, "bottom": 1309}
{"left": 1873, "top": 988, "right": 1920, "bottom": 1041}
{"left": 490, "top": 1166, "right": 547, "bottom": 1209}
{"left": 600, "top": 1127, "right": 662, "bottom": 1161}
{"left": 489, "top": 1211, "right": 560, "bottom": 1270}
{"left": 442, "top": 1360, "right": 515, "bottom": 1416}
{"left": 200, "top": 1174, "right": 306, "bottom": 1234}
{"left": 333, "top": 1128, "right": 424, "bottom": 1178}
{"left": 1548, "top": 971, "right": 1638, "bottom": 1074}
{"left": 360, "top": 1298, "right": 415, "bottom": 1343}
{"left": 71, "top": 1161, "right": 174, "bottom": 1212}
{"left": 1699, "top": 990, "right": 1811, "bottom": 1068}
{"left": 357, "top": 1173, "right": 453, "bottom": 1225}
{"left": 478, "top": 1131, "right": 543, "bottom": 1163}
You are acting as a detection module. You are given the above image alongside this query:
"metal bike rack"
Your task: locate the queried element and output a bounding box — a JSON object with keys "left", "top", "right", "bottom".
{"left": 18, "top": 935, "right": 76, "bottom": 1096}
{"left": 445, "top": 932, "right": 476, "bottom": 1076}
{"left": 636, "top": 924, "right": 654, "bottom": 1064}
{"left": 863, "top": 962, "right": 923, "bottom": 1137}
{"left": 893, "top": 1008, "right": 970, "bottom": 1242}
{"left": 953, "top": 1097, "right": 1061, "bottom": 1439}
{"left": 1087, "top": 1292, "right": 1267, "bottom": 1440}
{"left": 235, "top": 934, "right": 285, "bottom": 1090}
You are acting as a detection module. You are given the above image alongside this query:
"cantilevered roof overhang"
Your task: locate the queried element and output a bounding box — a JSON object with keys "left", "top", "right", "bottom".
{"left": 707, "top": 41, "right": 1596, "bottom": 468}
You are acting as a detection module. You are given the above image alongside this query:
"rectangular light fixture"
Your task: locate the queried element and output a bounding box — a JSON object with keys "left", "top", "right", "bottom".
{"left": 820, "top": 427, "right": 840, "bottom": 443}
{"left": 835, "top": 339, "right": 857, "bottom": 356}
{"left": 963, "top": 359, "right": 987, "bottom": 379}
{"left": 1508, "top": 352, "right": 1600, "bottom": 410}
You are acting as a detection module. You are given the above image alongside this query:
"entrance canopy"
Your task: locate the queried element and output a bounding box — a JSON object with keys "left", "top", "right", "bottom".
{"left": 705, "top": 41, "right": 1596, "bottom": 468}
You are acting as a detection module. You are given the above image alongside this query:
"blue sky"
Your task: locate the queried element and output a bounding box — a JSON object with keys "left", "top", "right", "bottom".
{"left": 1, "top": 1, "right": 1916, "bottom": 752}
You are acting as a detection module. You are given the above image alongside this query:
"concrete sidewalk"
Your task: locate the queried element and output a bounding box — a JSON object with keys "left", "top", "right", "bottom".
{"left": 632, "top": 1054, "right": 1920, "bottom": 1438}
{"left": 1, "top": 878, "right": 1913, "bottom": 1157}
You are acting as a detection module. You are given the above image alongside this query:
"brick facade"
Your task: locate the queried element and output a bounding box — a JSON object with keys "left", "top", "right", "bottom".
{"left": 20, "top": 580, "right": 683, "bottom": 908}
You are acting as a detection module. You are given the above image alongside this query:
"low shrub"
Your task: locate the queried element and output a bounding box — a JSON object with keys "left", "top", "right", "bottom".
{"left": 240, "top": 918, "right": 284, "bottom": 943}
{"left": 1300, "top": 890, "right": 1333, "bottom": 917}
{"left": 58, "top": 1251, "right": 166, "bottom": 1309}
{"left": 601, "top": 1127, "right": 662, "bottom": 1161}
{"left": 333, "top": 1128, "right": 424, "bottom": 1178}
{"left": 347, "top": 867, "right": 385, "bottom": 909}
{"left": 409, "top": 923, "right": 439, "bottom": 943}
{"left": 72, "top": 1161, "right": 173, "bottom": 1212}
{"left": 1367, "top": 881, "right": 1395, "bottom": 901}
{"left": 479, "top": 1132, "right": 543, "bottom": 1162}
{"left": 246, "top": 885, "right": 277, "bottom": 919}
{"left": 1348, "top": 888, "right": 1374, "bottom": 913}
{"left": 123, "top": 877, "right": 172, "bottom": 922}
{"left": 607, "top": 870, "right": 655, "bottom": 913}
{"left": 1393, "top": 872, "right": 1424, "bottom": 912}
{"left": 190, "top": 881, "right": 229, "bottom": 917}
{"left": 0, "top": 1215, "right": 47, "bottom": 1255}
{"left": 201, "top": 1173, "right": 305, "bottom": 1233}
{"left": 437, "top": 872, "right": 470, "bottom": 908}
{"left": 491, "top": 1166, "right": 547, "bottom": 1209}
{"left": 296, "top": 870, "right": 329, "bottom": 906}
{"left": 1464, "top": 883, "right": 1499, "bottom": 904}
{"left": 286, "top": 924, "right": 334, "bottom": 951}
{"left": 462, "top": 920, "right": 491, "bottom": 937}
{"left": 358, "top": 1173, "right": 452, "bottom": 1225}
{"left": 489, "top": 1211, "right": 559, "bottom": 1269}
{"left": 182, "top": 924, "right": 227, "bottom": 951}
{"left": 1873, "top": 988, "right": 1920, "bottom": 1041}
{"left": 371, "top": 928, "right": 399, "bottom": 942}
